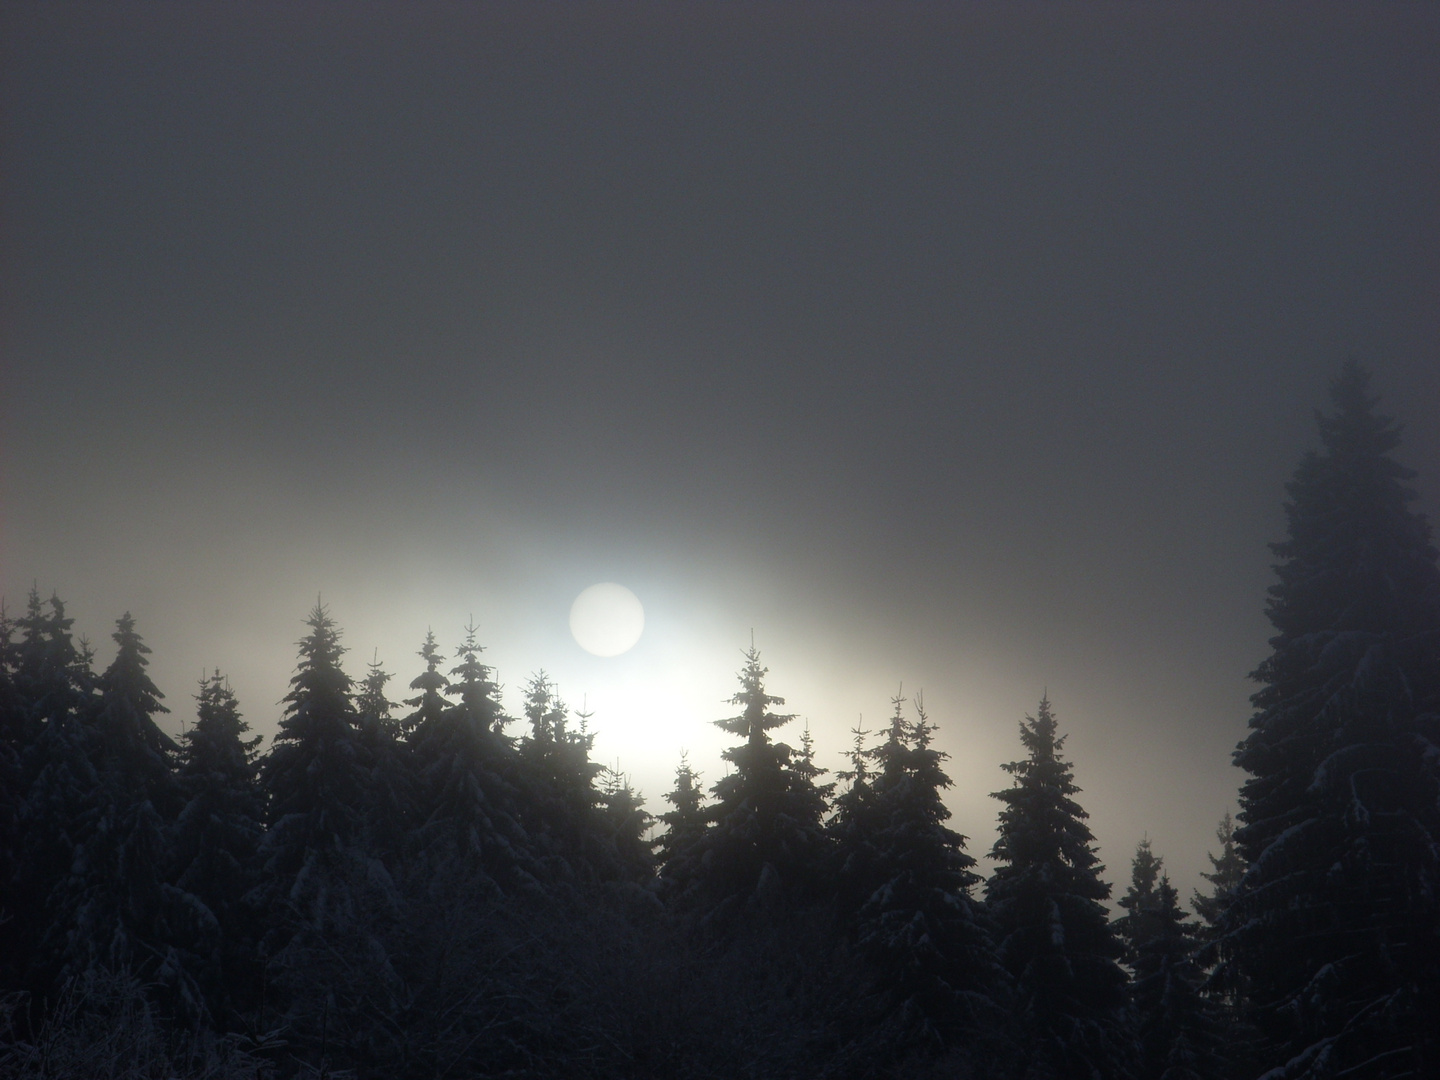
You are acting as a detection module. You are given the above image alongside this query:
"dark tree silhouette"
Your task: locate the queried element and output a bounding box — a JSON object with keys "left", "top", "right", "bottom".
{"left": 172, "top": 670, "right": 265, "bottom": 1020}
{"left": 408, "top": 622, "right": 530, "bottom": 890}
{"left": 1130, "top": 871, "right": 1224, "bottom": 1080}
{"left": 848, "top": 690, "right": 1010, "bottom": 1063}
{"left": 1189, "top": 813, "right": 1244, "bottom": 936}
{"left": 655, "top": 751, "right": 706, "bottom": 876}
{"left": 1115, "top": 837, "right": 1164, "bottom": 971}
{"left": 7, "top": 592, "right": 99, "bottom": 994}
{"left": 661, "top": 645, "right": 828, "bottom": 918}
{"left": 1224, "top": 364, "right": 1440, "bottom": 1079}
{"left": 986, "top": 696, "right": 1134, "bottom": 1080}
{"left": 401, "top": 630, "right": 449, "bottom": 738}
{"left": 253, "top": 604, "right": 383, "bottom": 950}
{"left": 57, "top": 614, "right": 202, "bottom": 1011}
{"left": 598, "top": 762, "right": 654, "bottom": 881}
{"left": 353, "top": 653, "right": 414, "bottom": 866}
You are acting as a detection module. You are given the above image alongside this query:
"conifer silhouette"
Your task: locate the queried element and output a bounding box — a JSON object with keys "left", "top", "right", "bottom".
{"left": 986, "top": 696, "right": 1134, "bottom": 1079}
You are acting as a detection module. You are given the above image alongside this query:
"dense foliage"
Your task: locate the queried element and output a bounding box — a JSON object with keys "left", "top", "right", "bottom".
{"left": 1, "top": 364, "right": 1436, "bottom": 1079}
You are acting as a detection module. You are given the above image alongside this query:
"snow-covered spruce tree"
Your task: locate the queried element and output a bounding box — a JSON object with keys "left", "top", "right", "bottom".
{"left": 172, "top": 670, "right": 265, "bottom": 1021}
{"left": 253, "top": 605, "right": 387, "bottom": 955}
{"left": 401, "top": 630, "right": 449, "bottom": 738}
{"left": 520, "top": 670, "right": 622, "bottom": 880}
{"left": 661, "top": 646, "right": 828, "bottom": 918}
{"left": 8, "top": 591, "right": 100, "bottom": 995}
{"left": 830, "top": 716, "right": 878, "bottom": 915}
{"left": 1189, "top": 813, "right": 1244, "bottom": 937}
{"left": 353, "top": 654, "right": 414, "bottom": 867}
{"left": 655, "top": 751, "right": 707, "bottom": 875}
{"left": 1224, "top": 363, "right": 1440, "bottom": 1078}
{"left": 521, "top": 674, "right": 599, "bottom": 810}
{"left": 598, "top": 763, "right": 655, "bottom": 881}
{"left": 847, "top": 691, "right": 1010, "bottom": 1064}
{"left": 1130, "top": 872, "right": 1225, "bottom": 1080}
{"left": 1189, "top": 813, "right": 1250, "bottom": 1029}
{"left": 794, "top": 720, "right": 835, "bottom": 807}
{"left": 408, "top": 621, "right": 532, "bottom": 891}
{"left": 1114, "top": 837, "right": 1164, "bottom": 971}
{"left": 57, "top": 614, "right": 206, "bottom": 1013}
{"left": 0, "top": 602, "right": 27, "bottom": 991}
{"left": 986, "top": 695, "right": 1134, "bottom": 1080}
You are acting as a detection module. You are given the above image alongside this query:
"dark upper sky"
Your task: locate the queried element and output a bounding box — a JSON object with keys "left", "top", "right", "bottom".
{"left": 4, "top": 2, "right": 1438, "bottom": 897}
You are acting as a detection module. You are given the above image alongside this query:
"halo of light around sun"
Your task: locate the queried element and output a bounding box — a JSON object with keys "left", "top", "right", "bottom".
{"left": 569, "top": 583, "right": 645, "bottom": 657}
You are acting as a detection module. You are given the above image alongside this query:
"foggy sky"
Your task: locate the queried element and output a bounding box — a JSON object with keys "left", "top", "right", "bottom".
{"left": 4, "top": 2, "right": 1438, "bottom": 902}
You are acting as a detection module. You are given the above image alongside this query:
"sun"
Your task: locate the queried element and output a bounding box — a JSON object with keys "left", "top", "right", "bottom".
{"left": 569, "top": 583, "right": 645, "bottom": 657}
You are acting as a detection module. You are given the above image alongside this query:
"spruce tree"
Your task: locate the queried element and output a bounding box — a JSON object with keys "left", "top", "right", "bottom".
{"left": 1114, "top": 837, "right": 1164, "bottom": 970}
{"left": 61, "top": 615, "right": 192, "bottom": 995}
{"left": 0, "top": 602, "right": 29, "bottom": 994}
{"left": 1130, "top": 873, "right": 1224, "bottom": 1080}
{"left": 254, "top": 604, "right": 380, "bottom": 946}
{"left": 354, "top": 654, "right": 413, "bottom": 866}
{"left": 1225, "top": 364, "right": 1440, "bottom": 1078}
{"left": 986, "top": 695, "right": 1134, "bottom": 1080}
{"left": 172, "top": 671, "right": 265, "bottom": 1020}
{"left": 9, "top": 591, "right": 99, "bottom": 994}
{"left": 655, "top": 751, "right": 707, "bottom": 874}
{"left": 849, "top": 691, "right": 1009, "bottom": 1060}
{"left": 402, "top": 630, "right": 450, "bottom": 738}
{"left": 518, "top": 671, "right": 605, "bottom": 877}
{"left": 519, "top": 670, "right": 600, "bottom": 810}
{"left": 1189, "top": 814, "right": 1250, "bottom": 1027}
{"left": 0, "top": 604, "right": 22, "bottom": 986}
{"left": 409, "top": 622, "right": 531, "bottom": 890}
{"left": 1189, "top": 813, "right": 1244, "bottom": 936}
{"left": 662, "top": 645, "right": 828, "bottom": 916}
{"left": 829, "top": 716, "right": 877, "bottom": 915}
{"left": 446, "top": 620, "right": 505, "bottom": 734}
{"left": 598, "top": 763, "right": 654, "bottom": 881}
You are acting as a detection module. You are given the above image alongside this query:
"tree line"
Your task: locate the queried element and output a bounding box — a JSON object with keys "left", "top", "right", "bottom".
{"left": 1, "top": 361, "right": 1436, "bottom": 1079}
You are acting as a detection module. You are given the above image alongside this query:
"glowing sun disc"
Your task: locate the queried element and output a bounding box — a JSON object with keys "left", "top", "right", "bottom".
{"left": 570, "top": 583, "right": 645, "bottom": 657}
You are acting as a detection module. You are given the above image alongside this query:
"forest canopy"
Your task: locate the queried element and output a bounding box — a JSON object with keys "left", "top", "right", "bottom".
{"left": 2, "top": 363, "right": 1437, "bottom": 1079}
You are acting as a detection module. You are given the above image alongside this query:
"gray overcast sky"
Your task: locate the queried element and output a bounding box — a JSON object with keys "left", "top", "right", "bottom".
{"left": 3, "top": 2, "right": 1438, "bottom": 901}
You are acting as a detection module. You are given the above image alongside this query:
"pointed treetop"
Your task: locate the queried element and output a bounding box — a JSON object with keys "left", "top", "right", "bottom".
{"left": 184, "top": 668, "right": 262, "bottom": 771}
{"left": 716, "top": 644, "right": 794, "bottom": 742}
{"left": 283, "top": 602, "right": 353, "bottom": 717}
{"left": 102, "top": 611, "right": 168, "bottom": 714}
{"left": 355, "top": 652, "right": 395, "bottom": 729}
{"left": 447, "top": 620, "right": 506, "bottom": 732}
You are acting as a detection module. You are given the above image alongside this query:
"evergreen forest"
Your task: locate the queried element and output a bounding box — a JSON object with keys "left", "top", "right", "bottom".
{"left": 2, "top": 362, "right": 1437, "bottom": 1079}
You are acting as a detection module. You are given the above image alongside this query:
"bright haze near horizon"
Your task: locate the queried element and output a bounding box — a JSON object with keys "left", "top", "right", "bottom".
{"left": 3, "top": 2, "right": 1438, "bottom": 903}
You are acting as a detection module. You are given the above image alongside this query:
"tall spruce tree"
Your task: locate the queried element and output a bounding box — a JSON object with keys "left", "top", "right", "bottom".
{"left": 1189, "top": 814, "right": 1249, "bottom": 1025}
{"left": 409, "top": 622, "right": 531, "bottom": 890}
{"left": 830, "top": 717, "right": 877, "bottom": 914}
{"left": 9, "top": 591, "right": 99, "bottom": 994}
{"left": 1189, "top": 814, "right": 1244, "bottom": 936}
{"left": 598, "top": 762, "right": 655, "bottom": 881}
{"left": 986, "top": 696, "right": 1134, "bottom": 1080}
{"left": 61, "top": 614, "right": 197, "bottom": 1005}
{"left": 254, "top": 605, "right": 381, "bottom": 947}
{"left": 656, "top": 751, "right": 707, "bottom": 874}
{"left": 848, "top": 691, "right": 1009, "bottom": 1061}
{"left": 402, "top": 630, "right": 450, "bottom": 737}
{"left": 172, "top": 671, "right": 265, "bottom": 1020}
{"left": 1115, "top": 837, "right": 1164, "bottom": 970}
{"left": 518, "top": 671, "right": 609, "bottom": 878}
{"left": 661, "top": 645, "right": 828, "bottom": 916}
{"left": 354, "top": 654, "right": 413, "bottom": 866}
{"left": 0, "top": 604, "right": 22, "bottom": 987}
{"left": 1130, "top": 872, "right": 1224, "bottom": 1080}
{"left": 1224, "top": 363, "right": 1440, "bottom": 1078}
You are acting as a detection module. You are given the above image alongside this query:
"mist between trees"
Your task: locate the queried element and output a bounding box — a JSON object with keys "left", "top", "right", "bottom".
{"left": 2, "top": 363, "right": 1437, "bottom": 1080}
